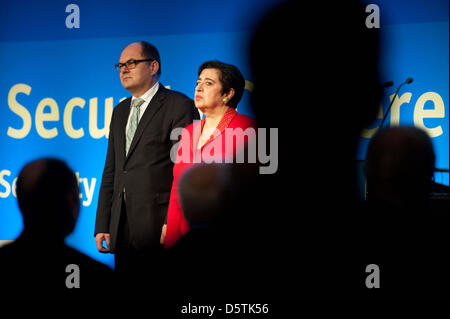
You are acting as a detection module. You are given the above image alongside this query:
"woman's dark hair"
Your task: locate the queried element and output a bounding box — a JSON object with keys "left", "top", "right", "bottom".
{"left": 137, "top": 41, "right": 161, "bottom": 77}
{"left": 198, "top": 60, "right": 245, "bottom": 109}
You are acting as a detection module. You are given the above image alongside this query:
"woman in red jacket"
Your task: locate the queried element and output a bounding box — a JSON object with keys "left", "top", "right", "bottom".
{"left": 161, "top": 60, "right": 256, "bottom": 248}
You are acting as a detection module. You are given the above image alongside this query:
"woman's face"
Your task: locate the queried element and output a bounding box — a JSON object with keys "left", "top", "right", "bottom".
{"left": 195, "top": 68, "right": 228, "bottom": 112}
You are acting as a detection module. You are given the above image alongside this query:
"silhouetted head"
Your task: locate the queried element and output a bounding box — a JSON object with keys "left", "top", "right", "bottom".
{"left": 250, "top": 0, "right": 381, "bottom": 141}
{"left": 178, "top": 164, "right": 231, "bottom": 228}
{"left": 16, "top": 158, "right": 80, "bottom": 241}
{"left": 366, "top": 126, "right": 435, "bottom": 209}
{"left": 248, "top": 0, "right": 382, "bottom": 202}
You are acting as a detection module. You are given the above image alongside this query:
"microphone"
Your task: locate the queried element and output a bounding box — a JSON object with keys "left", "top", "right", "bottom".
{"left": 379, "top": 77, "right": 414, "bottom": 129}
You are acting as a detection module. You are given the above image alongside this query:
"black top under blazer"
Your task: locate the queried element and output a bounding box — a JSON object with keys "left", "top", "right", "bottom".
{"left": 95, "top": 84, "right": 199, "bottom": 252}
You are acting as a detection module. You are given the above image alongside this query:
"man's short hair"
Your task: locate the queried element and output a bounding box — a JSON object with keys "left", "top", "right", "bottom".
{"left": 136, "top": 41, "right": 161, "bottom": 77}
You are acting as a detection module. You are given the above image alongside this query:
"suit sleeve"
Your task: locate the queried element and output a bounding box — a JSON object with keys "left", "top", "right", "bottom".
{"left": 94, "top": 110, "right": 116, "bottom": 236}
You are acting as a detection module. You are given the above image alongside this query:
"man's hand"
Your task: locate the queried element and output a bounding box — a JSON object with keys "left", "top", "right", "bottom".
{"left": 160, "top": 224, "right": 167, "bottom": 245}
{"left": 95, "top": 233, "right": 111, "bottom": 253}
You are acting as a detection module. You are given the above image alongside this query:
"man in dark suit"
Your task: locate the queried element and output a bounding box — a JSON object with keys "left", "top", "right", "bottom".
{"left": 94, "top": 41, "right": 199, "bottom": 289}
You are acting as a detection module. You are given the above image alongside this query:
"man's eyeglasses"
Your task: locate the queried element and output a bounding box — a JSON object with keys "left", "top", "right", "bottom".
{"left": 114, "top": 58, "right": 153, "bottom": 72}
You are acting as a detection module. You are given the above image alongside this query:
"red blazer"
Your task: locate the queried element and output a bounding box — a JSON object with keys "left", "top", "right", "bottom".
{"left": 164, "top": 108, "right": 256, "bottom": 248}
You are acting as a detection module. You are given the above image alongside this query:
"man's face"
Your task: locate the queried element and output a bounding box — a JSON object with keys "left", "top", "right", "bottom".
{"left": 118, "top": 43, "right": 155, "bottom": 96}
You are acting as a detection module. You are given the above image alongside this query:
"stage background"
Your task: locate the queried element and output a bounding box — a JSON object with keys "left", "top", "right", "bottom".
{"left": 0, "top": 0, "right": 448, "bottom": 268}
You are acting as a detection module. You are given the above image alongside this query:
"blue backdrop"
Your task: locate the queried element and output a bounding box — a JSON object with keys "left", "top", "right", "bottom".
{"left": 0, "top": 0, "right": 448, "bottom": 268}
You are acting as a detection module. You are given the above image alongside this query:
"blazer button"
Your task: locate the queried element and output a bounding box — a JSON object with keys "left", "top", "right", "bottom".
{"left": 124, "top": 170, "right": 127, "bottom": 174}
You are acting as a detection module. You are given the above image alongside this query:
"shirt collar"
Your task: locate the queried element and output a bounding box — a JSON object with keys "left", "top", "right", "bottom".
{"left": 131, "top": 81, "right": 160, "bottom": 105}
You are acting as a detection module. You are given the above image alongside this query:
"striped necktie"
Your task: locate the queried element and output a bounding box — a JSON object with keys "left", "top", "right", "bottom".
{"left": 125, "top": 98, "right": 145, "bottom": 156}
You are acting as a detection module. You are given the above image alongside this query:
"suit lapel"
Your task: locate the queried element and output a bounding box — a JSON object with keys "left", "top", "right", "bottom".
{"left": 117, "top": 98, "right": 132, "bottom": 162}
{"left": 125, "top": 85, "right": 167, "bottom": 162}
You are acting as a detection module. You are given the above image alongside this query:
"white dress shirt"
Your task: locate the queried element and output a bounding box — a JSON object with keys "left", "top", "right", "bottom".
{"left": 125, "top": 81, "right": 160, "bottom": 133}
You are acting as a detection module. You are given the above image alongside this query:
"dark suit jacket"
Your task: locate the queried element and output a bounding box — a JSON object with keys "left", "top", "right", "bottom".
{"left": 0, "top": 235, "right": 114, "bottom": 299}
{"left": 95, "top": 84, "right": 199, "bottom": 252}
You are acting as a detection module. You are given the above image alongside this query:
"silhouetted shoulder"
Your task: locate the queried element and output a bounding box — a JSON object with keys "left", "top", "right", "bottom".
{"left": 0, "top": 241, "right": 113, "bottom": 299}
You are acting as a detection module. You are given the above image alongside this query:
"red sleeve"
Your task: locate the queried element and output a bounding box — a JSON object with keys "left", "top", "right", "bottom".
{"left": 223, "top": 114, "right": 258, "bottom": 159}
{"left": 164, "top": 126, "right": 193, "bottom": 248}
{"left": 164, "top": 164, "right": 182, "bottom": 248}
